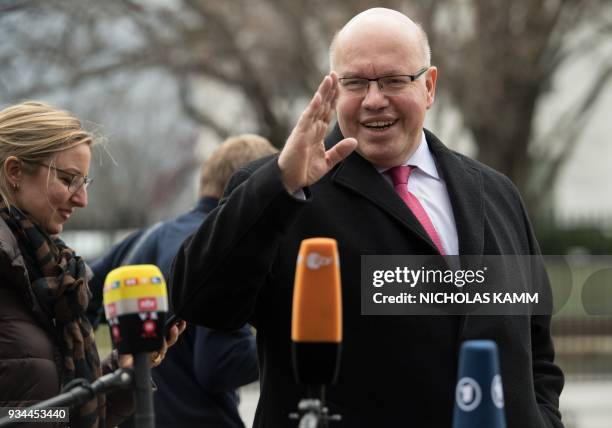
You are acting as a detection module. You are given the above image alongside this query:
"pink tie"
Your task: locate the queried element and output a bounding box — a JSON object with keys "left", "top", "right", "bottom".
{"left": 385, "top": 166, "right": 446, "bottom": 255}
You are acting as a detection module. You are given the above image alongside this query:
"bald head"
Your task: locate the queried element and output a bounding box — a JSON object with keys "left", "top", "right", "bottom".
{"left": 328, "top": 7, "right": 438, "bottom": 168}
{"left": 329, "top": 8, "right": 431, "bottom": 71}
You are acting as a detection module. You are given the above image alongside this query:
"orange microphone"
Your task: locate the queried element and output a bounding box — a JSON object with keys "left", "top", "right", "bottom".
{"left": 291, "top": 237, "right": 342, "bottom": 386}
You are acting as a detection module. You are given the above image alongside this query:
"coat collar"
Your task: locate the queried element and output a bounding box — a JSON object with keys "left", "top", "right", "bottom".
{"left": 195, "top": 196, "right": 219, "bottom": 214}
{"left": 326, "top": 125, "right": 484, "bottom": 255}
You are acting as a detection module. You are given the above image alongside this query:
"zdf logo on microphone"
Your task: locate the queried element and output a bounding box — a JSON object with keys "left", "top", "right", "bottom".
{"left": 304, "top": 252, "right": 333, "bottom": 270}
{"left": 456, "top": 377, "right": 482, "bottom": 411}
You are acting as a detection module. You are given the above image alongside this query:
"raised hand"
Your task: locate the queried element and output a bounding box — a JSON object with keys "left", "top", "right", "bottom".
{"left": 278, "top": 72, "right": 357, "bottom": 193}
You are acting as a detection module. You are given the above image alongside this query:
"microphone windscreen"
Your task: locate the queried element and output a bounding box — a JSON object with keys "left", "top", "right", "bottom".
{"left": 453, "top": 340, "right": 506, "bottom": 428}
{"left": 103, "top": 264, "right": 168, "bottom": 354}
{"left": 291, "top": 238, "right": 342, "bottom": 385}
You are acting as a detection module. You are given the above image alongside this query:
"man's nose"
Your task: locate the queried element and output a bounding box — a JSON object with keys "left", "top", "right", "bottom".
{"left": 362, "top": 81, "right": 389, "bottom": 110}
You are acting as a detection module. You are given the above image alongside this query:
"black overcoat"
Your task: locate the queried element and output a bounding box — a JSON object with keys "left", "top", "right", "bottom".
{"left": 172, "top": 128, "right": 564, "bottom": 428}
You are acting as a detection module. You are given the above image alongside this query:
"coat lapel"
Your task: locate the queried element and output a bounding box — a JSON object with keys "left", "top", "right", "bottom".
{"left": 331, "top": 148, "right": 441, "bottom": 254}
{"left": 425, "top": 130, "right": 484, "bottom": 256}
{"left": 424, "top": 131, "right": 492, "bottom": 351}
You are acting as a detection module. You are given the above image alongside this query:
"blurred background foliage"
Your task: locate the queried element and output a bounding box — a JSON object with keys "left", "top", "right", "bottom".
{"left": 1, "top": 0, "right": 610, "bottom": 232}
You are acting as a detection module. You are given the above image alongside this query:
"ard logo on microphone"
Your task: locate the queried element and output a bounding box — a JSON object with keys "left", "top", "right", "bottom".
{"left": 491, "top": 374, "right": 504, "bottom": 409}
{"left": 456, "top": 377, "right": 482, "bottom": 411}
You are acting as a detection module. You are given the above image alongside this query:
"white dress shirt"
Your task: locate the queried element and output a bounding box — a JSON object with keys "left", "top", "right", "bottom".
{"left": 379, "top": 131, "right": 459, "bottom": 255}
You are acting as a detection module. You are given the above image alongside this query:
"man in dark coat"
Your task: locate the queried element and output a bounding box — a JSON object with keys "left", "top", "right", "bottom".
{"left": 91, "top": 134, "right": 277, "bottom": 427}
{"left": 171, "top": 8, "right": 564, "bottom": 428}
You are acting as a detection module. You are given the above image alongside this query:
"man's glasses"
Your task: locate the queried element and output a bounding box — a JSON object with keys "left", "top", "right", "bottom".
{"left": 22, "top": 160, "right": 92, "bottom": 193}
{"left": 338, "top": 67, "right": 429, "bottom": 97}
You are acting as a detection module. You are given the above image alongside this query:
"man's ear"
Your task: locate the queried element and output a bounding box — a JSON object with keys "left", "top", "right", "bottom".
{"left": 4, "top": 156, "right": 23, "bottom": 186}
{"left": 425, "top": 66, "right": 437, "bottom": 110}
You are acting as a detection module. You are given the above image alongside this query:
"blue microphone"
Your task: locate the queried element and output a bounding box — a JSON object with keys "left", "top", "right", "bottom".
{"left": 453, "top": 340, "right": 506, "bottom": 428}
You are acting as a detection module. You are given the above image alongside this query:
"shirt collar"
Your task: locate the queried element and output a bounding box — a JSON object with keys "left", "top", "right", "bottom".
{"left": 378, "top": 131, "right": 440, "bottom": 180}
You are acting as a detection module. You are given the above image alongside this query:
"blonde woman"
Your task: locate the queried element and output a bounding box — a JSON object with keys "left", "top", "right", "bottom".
{"left": 0, "top": 101, "right": 181, "bottom": 428}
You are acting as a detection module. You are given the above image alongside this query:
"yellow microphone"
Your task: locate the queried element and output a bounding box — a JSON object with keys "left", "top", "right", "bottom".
{"left": 291, "top": 238, "right": 342, "bottom": 386}
{"left": 103, "top": 264, "right": 168, "bottom": 354}
{"left": 103, "top": 264, "right": 169, "bottom": 428}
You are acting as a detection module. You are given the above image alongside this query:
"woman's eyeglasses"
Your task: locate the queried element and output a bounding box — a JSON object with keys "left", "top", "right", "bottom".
{"left": 21, "top": 160, "right": 92, "bottom": 193}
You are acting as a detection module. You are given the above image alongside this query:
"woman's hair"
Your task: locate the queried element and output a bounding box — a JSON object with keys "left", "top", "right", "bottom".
{"left": 0, "top": 101, "right": 93, "bottom": 207}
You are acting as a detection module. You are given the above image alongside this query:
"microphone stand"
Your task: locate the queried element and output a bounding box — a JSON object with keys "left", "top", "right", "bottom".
{"left": 133, "top": 352, "right": 155, "bottom": 428}
{"left": 289, "top": 385, "right": 341, "bottom": 428}
{"left": 0, "top": 368, "right": 133, "bottom": 428}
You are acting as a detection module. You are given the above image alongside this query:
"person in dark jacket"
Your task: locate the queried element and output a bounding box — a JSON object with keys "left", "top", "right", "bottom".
{"left": 170, "top": 8, "right": 564, "bottom": 428}
{"left": 90, "top": 134, "right": 277, "bottom": 427}
{"left": 0, "top": 101, "right": 181, "bottom": 428}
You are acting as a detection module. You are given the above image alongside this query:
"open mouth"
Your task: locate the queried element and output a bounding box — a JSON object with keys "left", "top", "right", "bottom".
{"left": 58, "top": 209, "right": 72, "bottom": 220}
{"left": 361, "top": 119, "right": 398, "bottom": 131}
